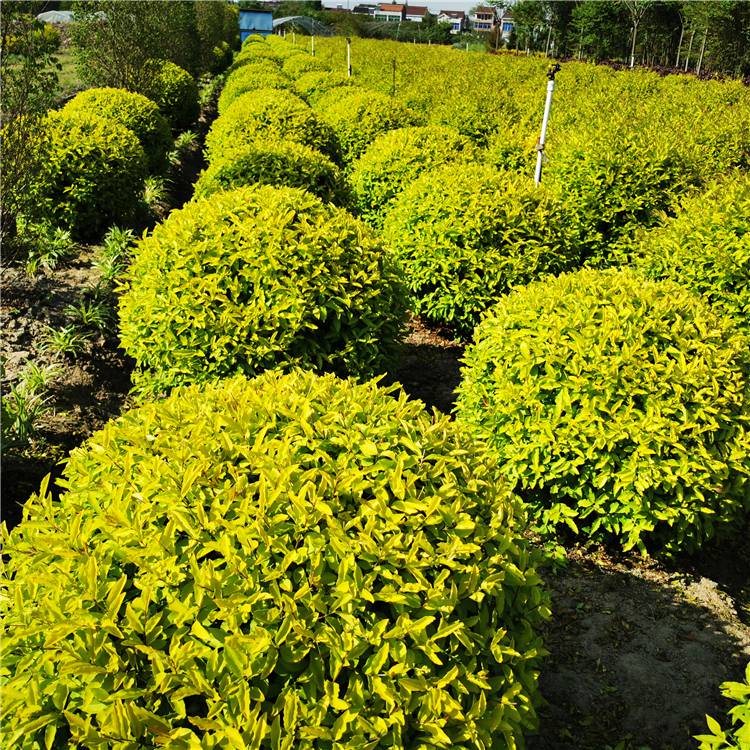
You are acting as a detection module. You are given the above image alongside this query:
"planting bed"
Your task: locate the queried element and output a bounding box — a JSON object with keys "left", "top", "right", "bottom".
{"left": 2, "top": 276, "right": 748, "bottom": 748}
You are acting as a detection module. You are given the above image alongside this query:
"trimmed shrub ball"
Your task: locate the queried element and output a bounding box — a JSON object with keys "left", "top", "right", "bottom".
{"left": 217, "top": 65, "right": 292, "bottom": 114}
{"left": 205, "top": 88, "right": 339, "bottom": 164}
{"left": 138, "top": 59, "right": 200, "bottom": 133}
{"left": 315, "top": 89, "right": 420, "bottom": 165}
{"left": 282, "top": 53, "right": 330, "bottom": 78}
{"left": 62, "top": 87, "right": 172, "bottom": 172}
{"left": 382, "top": 163, "right": 580, "bottom": 337}
{"left": 227, "top": 50, "right": 282, "bottom": 75}
{"left": 456, "top": 268, "right": 750, "bottom": 554}
{"left": 547, "top": 127, "right": 696, "bottom": 265}
{"left": 293, "top": 70, "right": 356, "bottom": 105}
{"left": 118, "top": 186, "right": 406, "bottom": 397}
{"left": 193, "top": 139, "right": 350, "bottom": 206}
{"left": 30, "top": 110, "right": 147, "bottom": 241}
{"left": 351, "top": 126, "right": 477, "bottom": 227}
{"left": 1, "top": 369, "right": 549, "bottom": 750}
{"left": 696, "top": 663, "right": 750, "bottom": 749}
{"left": 635, "top": 173, "right": 750, "bottom": 333}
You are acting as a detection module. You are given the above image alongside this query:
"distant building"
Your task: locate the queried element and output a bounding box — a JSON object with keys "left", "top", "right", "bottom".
{"left": 352, "top": 3, "right": 378, "bottom": 14}
{"left": 438, "top": 10, "right": 466, "bottom": 34}
{"left": 239, "top": 9, "right": 274, "bottom": 41}
{"left": 374, "top": 3, "right": 405, "bottom": 22}
{"left": 404, "top": 5, "right": 429, "bottom": 23}
{"left": 469, "top": 6, "right": 496, "bottom": 33}
{"left": 498, "top": 10, "right": 514, "bottom": 40}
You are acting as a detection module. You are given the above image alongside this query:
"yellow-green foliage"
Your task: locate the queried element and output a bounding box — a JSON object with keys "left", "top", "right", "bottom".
{"left": 193, "top": 139, "right": 350, "bottom": 205}
{"left": 293, "top": 70, "right": 356, "bottom": 105}
{"left": 315, "top": 89, "right": 420, "bottom": 165}
{"left": 382, "top": 163, "right": 580, "bottom": 336}
{"left": 205, "top": 88, "right": 339, "bottom": 163}
{"left": 351, "top": 126, "right": 476, "bottom": 227}
{"left": 696, "top": 663, "right": 750, "bottom": 750}
{"left": 217, "top": 64, "right": 292, "bottom": 114}
{"left": 456, "top": 268, "right": 750, "bottom": 553}
{"left": 62, "top": 87, "right": 172, "bottom": 172}
{"left": 311, "top": 38, "right": 750, "bottom": 248}
{"left": 228, "top": 50, "right": 282, "bottom": 75}
{"left": 30, "top": 111, "right": 147, "bottom": 241}
{"left": 118, "top": 186, "right": 406, "bottom": 396}
{"left": 635, "top": 174, "right": 750, "bottom": 332}
{"left": 282, "top": 53, "right": 331, "bottom": 78}
{"left": 1, "top": 369, "right": 549, "bottom": 750}
{"left": 138, "top": 59, "right": 200, "bottom": 132}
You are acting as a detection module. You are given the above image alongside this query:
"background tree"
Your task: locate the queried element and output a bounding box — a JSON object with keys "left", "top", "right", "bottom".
{"left": 571, "top": 1, "right": 629, "bottom": 61}
{"left": 683, "top": 0, "right": 750, "bottom": 76}
{"left": 620, "top": 0, "right": 654, "bottom": 67}
{"left": 1, "top": 1, "right": 60, "bottom": 245}
{"left": 70, "top": 1, "right": 238, "bottom": 89}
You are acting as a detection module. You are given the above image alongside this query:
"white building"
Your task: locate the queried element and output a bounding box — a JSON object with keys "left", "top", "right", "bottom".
{"left": 438, "top": 10, "right": 466, "bottom": 34}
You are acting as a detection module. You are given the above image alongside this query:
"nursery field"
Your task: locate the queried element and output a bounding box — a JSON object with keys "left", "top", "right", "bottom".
{"left": 2, "top": 29, "right": 750, "bottom": 750}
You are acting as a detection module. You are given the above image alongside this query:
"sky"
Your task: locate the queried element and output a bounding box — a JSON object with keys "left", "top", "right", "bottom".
{"left": 321, "top": 0, "right": 482, "bottom": 12}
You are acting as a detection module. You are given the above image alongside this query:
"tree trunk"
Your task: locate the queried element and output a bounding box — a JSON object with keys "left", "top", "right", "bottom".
{"left": 630, "top": 20, "right": 638, "bottom": 68}
{"left": 545, "top": 24, "right": 552, "bottom": 56}
{"left": 696, "top": 27, "right": 707, "bottom": 75}
{"left": 684, "top": 28, "right": 695, "bottom": 71}
{"left": 675, "top": 22, "right": 684, "bottom": 67}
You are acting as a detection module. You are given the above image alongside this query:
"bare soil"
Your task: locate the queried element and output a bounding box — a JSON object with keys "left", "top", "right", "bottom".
{"left": 1, "top": 251, "right": 133, "bottom": 528}
{"left": 1, "top": 270, "right": 748, "bottom": 750}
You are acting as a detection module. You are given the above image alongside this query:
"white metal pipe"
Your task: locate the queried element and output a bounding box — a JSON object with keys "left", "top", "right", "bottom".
{"left": 534, "top": 77, "right": 556, "bottom": 185}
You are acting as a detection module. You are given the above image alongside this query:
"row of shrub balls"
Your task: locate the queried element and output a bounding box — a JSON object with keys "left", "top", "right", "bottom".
{"left": 3, "top": 34, "right": 748, "bottom": 750}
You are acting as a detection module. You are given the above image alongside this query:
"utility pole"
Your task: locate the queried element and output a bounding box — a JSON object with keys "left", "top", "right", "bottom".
{"left": 534, "top": 63, "right": 561, "bottom": 185}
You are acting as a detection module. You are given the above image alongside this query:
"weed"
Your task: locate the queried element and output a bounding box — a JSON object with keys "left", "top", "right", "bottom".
{"left": 93, "top": 226, "right": 135, "bottom": 286}
{"left": 22, "top": 222, "right": 76, "bottom": 276}
{"left": 1, "top": 361, "right": 59, "bottom": 450}
{"left": 168, "top": 129, "right": 199, "bottom": 167}
{"left": 143, "top": 176, "right": 171, "bottom": 216}
{"left": 64, "top": 299, "right": 110, "bottom": 332}
{"left": 39, "top": 325, "right": 91, "bottom": 358}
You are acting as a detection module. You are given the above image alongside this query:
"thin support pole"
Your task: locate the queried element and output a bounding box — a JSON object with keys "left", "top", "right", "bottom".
{"left": 311, "top": 34, "right": 315, "bottom": 56}
{"left": 534, "top": 63, "right": 560, "bottom": 185}
{"left": 347, "top": 37, "right": 352, "bottom": 77}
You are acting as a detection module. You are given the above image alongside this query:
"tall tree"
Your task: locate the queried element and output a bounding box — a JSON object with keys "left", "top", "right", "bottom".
{"left": 70, "top": 0, "right": 231, "bottom": 88}
{"left": 620, "top": 0, "right": 654, "bottom": 67}
{"left": 1, "top": 1, "right": 60, "bottom": 244}
{"left": 571, "top": 1, "right": 630, "bottom": 61}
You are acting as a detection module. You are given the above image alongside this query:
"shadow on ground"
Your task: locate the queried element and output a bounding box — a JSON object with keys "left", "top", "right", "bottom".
{"left": 529, "top": 549, "right": 750, "bottom": 750}
{"left": 384, "top": 316, "right": 464, "bottom": 415}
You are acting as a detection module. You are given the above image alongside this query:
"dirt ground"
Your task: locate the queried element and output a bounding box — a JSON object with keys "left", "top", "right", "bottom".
{"left": 1, "top": 271, "right": 748, "bottom": 750}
